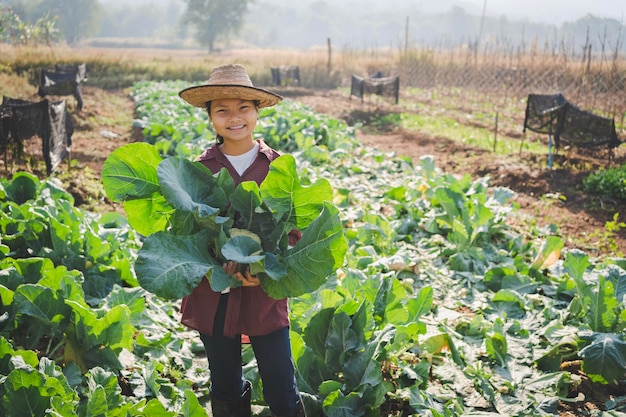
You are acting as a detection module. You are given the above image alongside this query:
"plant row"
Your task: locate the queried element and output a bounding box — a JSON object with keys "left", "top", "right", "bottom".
{"left": 1, "top": 81, "right": 625, "bottom": 416}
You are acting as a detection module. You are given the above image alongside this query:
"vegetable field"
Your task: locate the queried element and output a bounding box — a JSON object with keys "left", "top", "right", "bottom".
{"left": 1, "top": 80, "right": 626, "bottom": 417}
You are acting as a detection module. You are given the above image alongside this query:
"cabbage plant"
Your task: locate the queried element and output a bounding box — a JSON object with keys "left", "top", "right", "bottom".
{"left": 102, "top": 142, "right": 347, "bottom": 300}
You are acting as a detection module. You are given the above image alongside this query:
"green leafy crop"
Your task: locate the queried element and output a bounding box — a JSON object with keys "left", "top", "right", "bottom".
{"left": 582, "top": 163, "right": 626, "bottom": 201}
{"left": 102, "top": 142, "right": 347, "bottom": 300}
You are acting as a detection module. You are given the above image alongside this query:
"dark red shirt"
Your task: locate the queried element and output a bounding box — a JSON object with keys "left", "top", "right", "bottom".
{"left": 179, "top": 139, "right": 290, "bottom": 338}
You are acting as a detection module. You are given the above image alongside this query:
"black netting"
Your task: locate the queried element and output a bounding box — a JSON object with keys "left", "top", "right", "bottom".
{"left": 524, "top": 94, "right": 622, "bottom": 152}
{"left": 48, "top": 100, "right": 74, "bottom": 170}
{"left": 55, "top": 63, "right": 87, "bottom": 82}
{"left": 350, "top": 75, "right": 400, "bottom": 103}
{"left": 1, "top": 97, "right": 73, "bottom": 174}
{"left": 556, "top": 103, "right": 621, "bottom": 149}
{"left": 271, "top": 65, "right": 301, "bottom": 86}
{"left": 523, "top": 93, "right": 567, "bottom": 135}
{"left": 0, "top": 105, "right": 21, "bottom": 157}
{"left": 38, "top": 63, "right": 87, "bottom": 111}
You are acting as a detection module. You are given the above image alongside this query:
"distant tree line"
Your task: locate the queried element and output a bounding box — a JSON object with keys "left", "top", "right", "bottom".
{"left": 2, "top": 0, "right": 624, "bottom": 55}
{"left": 2, "top": 0, "right": 251, "bottom": 52}
{"left": 241, "top": 3, "right": 625, "bottom": 55}
{"left": 2, "top": 0, "right": 102, "bottom": 44}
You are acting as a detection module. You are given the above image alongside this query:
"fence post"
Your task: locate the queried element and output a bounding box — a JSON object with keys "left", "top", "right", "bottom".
{"left": 405, "top": 16, "right": 409, "bottom": 54}
{"left": 493, "top": 112, "right": 499, "bottom": 152}
{"left": 327, "top": 38, "right": 332, "bottom": 74}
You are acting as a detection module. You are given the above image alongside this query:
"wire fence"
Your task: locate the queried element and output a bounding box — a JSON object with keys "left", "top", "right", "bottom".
{"left": 396, "top": 46, "right": 625, "bottom": 127}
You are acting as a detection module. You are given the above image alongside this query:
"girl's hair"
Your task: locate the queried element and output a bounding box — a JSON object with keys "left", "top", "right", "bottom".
{"left": 206, "top": 100, "right": 261, "bottom": 145}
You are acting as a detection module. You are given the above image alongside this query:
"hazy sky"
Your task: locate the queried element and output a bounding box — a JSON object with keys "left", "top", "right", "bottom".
{"left": 99, "top": 0, "right": 625, "bottom": 25}
{"left": 458, "top": 0, "right": 625, "bottom": 24}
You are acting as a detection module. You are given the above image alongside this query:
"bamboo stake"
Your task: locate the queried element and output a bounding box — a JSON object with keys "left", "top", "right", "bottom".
{"left": 493, "top": 111, "right": 499, "bottom": 152}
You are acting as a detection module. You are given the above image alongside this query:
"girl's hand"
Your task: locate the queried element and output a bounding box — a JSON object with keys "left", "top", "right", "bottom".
{"left": 235, "top": 268, "right": 261, "bottom": 287}
{"left": 223, "top": 261, "right": 261, "bottom": 287}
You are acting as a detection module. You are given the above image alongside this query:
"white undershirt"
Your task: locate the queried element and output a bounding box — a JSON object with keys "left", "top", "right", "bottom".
{"left": 224, "top": 142, "right": 259, "bottom": 176}
{"left": 221, "top": 142, "right": 259, "bottom": 293}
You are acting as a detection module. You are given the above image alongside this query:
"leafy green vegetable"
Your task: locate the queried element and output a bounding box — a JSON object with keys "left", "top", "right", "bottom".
{"left": 102, "top": 143, "right": 347, "bottom": 300}
{"left": 579, "top": 332, "right": 626, "bottom": 383}
{"left": 6, "top": 80, "right": 626, "bottom": 416}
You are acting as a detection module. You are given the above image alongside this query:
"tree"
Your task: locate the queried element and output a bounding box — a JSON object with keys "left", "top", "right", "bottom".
{"left": 181, "top": 0, "right": 252, "bottom": 53}
{"left": 0, "top": 6, "right": 60, "bottom": 45}
{"left": 39, "top": 0, "right": 102, "bottom": 44}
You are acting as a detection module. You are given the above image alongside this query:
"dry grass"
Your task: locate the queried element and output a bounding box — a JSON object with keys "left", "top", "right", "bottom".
{"left": 0, "top": 43, "right": 624, "bottom": 124}
{"left": 0, "top": 71, "right": 32, "bottom": 98}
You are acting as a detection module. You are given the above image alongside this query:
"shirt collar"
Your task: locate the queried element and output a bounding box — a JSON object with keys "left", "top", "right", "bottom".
{"left": 196, "top": 139, "right": 275, "bottom": 162}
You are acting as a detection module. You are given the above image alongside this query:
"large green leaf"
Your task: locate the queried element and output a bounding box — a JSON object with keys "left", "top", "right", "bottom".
{"left": 14, "top": 284, "right": 70, "bottom": 324}
{"left": 85, "top": 367, "right": 126, "bottom": 413}
{"left": 606, "top": 264, "right": 626, "bottom": 303}
{"left": 566, "top": 251, "right": 618, "bottom": 332}
{"left": 230, "top": 181, "right": 281, "bottom": 250}
{"left": 261, "top": 203, "right": 347, "bottom": 299}
{"left": 123, "top": 193, "right": 174, "bottom": 236}
{"left": 260, "top": 154, "right": 334, "bottom": 229}
{"left": 63, "top": 301, "right": 135, "bottom": 372}
{"left": 4, "top": 172, "right": 40, "bottom": 205}
{"left": 3, "top": 357, "right": 78, "bottom": 415}
{"left": 181, "top": 389, "right": 209, "bottom": 417}
{"left": 157, "top": 157, "right": 229, "bottom": 218}
{"left": 322, "top": 390, "right": 366, "bottom": 417}
{"left": 564, "top": 250, "right": 592, "bottom": 283}
{"left": 343, "top": 325, "right": 394, "bottom": 392}
{"left": 3, "top": 369, "right": 51, "bottom": 417}
{"left": 221, "top": 235, "right": 264, "bottom": 265}
{"left": 326, "top": 312, "right": 358, "bottom": 372}
{"left": 101, "top": 142, "right": 163, "bottom": 202}
{"left": 229, "top": 178, "right": 263, "bottom": 219}
{"left": 0, "top": 337, "right": 38, "bottom": 376}
{"left": 134, "top": 230, "right": 221, "bottom": 299}
{"left": 531, "top": 236, "right": 565, "bottom": 270}
{"left": 588, "top": 277, "right": 618, "bottom": 332}
{"left": 14, "top": 284, "right": 71, "bottom": 348}
{"left": 405, "top": 286, "right": 433, "bottom": 323}
{"left": 579, "top": 332, "right": 626, "bottom": 383}
{"left": 303, "top": 308, "right": 335, "bottom": 360}
{"left": 298, "top": 308, "right": 339, "bottom": 391}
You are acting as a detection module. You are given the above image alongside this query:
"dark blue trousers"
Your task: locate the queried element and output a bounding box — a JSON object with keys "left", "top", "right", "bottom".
{"left": 199, "top": 294, "right": 301, "bottom": 416}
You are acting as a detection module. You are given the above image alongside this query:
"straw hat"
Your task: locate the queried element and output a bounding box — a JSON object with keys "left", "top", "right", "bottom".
{"left": 178, "top": 64, "right": 283, "bottom": 108}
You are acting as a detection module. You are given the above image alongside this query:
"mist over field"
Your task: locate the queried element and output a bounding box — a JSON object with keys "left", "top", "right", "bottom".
{"left": 100, "top": 0, "right": 623, "bottom": 24}
{"left": 93, "top": 0, "right": 625, "bottom": 51}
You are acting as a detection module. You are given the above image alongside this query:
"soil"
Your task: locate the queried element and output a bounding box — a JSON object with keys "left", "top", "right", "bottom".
{"left": 4, "top": 85, "right": 626, "bottom": 416}
{"left": 281, "top": 87, "right": 626, "bottom": 258}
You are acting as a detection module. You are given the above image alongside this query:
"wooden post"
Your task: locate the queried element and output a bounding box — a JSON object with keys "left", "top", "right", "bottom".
{"left": 405, "top": 16, "right": 409, "bottom": 53}
{"left": 493, "top": 112, "right": 499, "bottom": 152}
{"left": 327, "top": 38, "right": 332, "bottom": 74}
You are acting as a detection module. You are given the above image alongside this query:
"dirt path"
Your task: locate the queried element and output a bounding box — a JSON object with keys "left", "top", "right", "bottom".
{"left": 286, "top": 87, "right": 626, "bottom": 256}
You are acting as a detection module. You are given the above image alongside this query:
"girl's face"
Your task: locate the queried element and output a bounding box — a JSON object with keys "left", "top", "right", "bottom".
{"left": 209, "top": 98, "right": 258, "bottom": 145}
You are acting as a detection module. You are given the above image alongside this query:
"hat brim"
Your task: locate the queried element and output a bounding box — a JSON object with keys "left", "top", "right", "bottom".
{"left": 179, "top": 84, "right": 283, "bottom": 108}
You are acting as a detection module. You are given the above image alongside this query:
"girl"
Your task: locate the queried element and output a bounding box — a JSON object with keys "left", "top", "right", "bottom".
{"left": 178, "top": 64, "right": 306, "bottom": 417}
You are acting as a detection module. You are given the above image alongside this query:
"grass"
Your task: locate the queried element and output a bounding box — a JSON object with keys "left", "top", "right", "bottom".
{"left": 0, "top": 44, "right": 343, "bottom": 90}
{"left": 363, "top": 93, "right": 548, "bottom": 157}
{"left": 397, "top": 112, "right": 548, "bottom": 155}
{"left": 0, "top": 71, "right": 32, "bottom": 97}
{"left": 570, "top": 213, "right": 626, "bottom": 256}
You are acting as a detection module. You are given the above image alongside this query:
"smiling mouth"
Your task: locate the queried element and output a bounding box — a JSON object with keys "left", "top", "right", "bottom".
{"left": 228, "top": 124, "right": 246, "bottom": 130}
